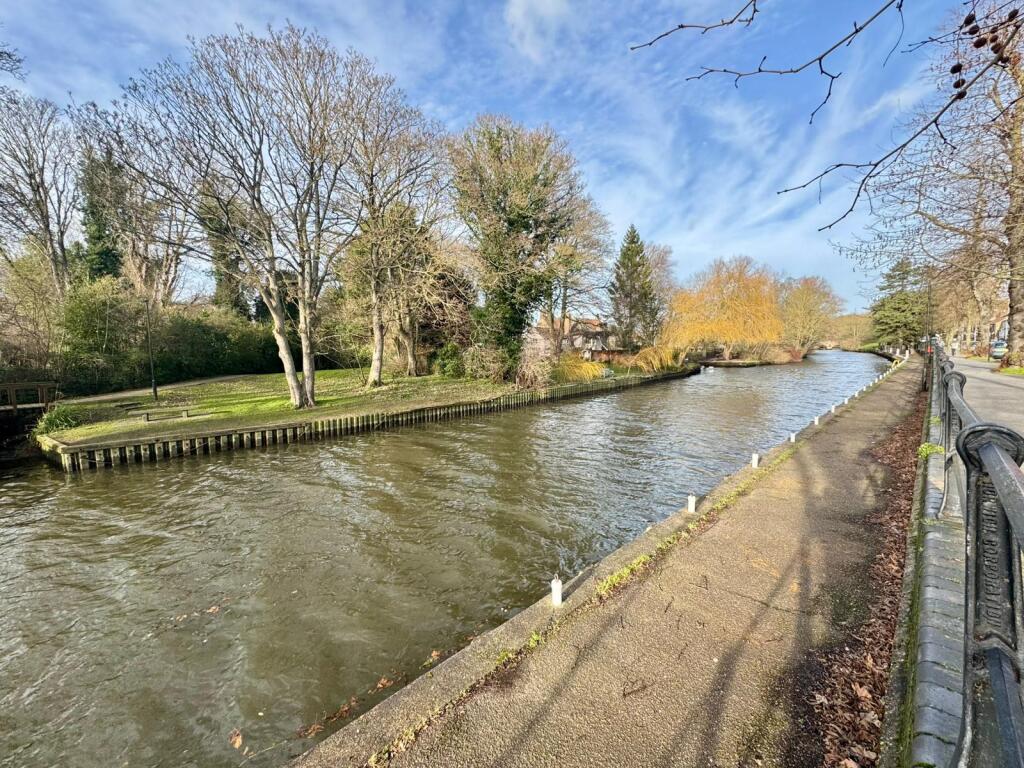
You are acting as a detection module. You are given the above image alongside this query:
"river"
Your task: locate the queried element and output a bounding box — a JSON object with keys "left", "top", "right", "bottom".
{"left": 0, "top": 350, "right": 889, "bottom": 767}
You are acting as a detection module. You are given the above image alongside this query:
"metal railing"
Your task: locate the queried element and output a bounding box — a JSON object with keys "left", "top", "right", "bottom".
{"left": 0, "top": 381, "right": 57, "bottom": 413}
{"left": 933, "top": 341, "right": 1024, "bottom": 766}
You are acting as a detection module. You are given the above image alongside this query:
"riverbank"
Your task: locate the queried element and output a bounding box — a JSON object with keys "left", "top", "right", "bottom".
{"left": 2, "top": 351, "right": 894, "bottom": 767}
{"left": 36, "top": 367, "right": 697, "bottom": 472}
{"left": 293, "top": 356, "right": 919, "bottom": 768}
{"left": 44, "top": 369, "right": 512, "bottom": 445}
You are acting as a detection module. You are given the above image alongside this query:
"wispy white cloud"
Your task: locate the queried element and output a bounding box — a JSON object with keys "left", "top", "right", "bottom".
{"left": 503, "top": 0, "right": 571, "bottom": 64}
{"left": 5, "top": 0, "right": 959, "bottom": 309}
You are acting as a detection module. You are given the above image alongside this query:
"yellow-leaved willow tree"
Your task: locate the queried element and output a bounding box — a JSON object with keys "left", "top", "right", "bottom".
{"left": 632, "top": 256, "right": 783, "bottom": 371}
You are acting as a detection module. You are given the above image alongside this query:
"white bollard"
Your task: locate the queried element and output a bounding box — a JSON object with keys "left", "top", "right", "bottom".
{"left": 844, "top": 397, "right": 849, "bottom": 405}
{"left": 831, "top": 405, "right": 836, "bottom": 414}
{"left": 814, "top": 416, "right": 820, "bottom": 426}
{"left": 687, "top": 494, "right": 696, "bottom": 514}
{"left": 751, "top": 453, "right": 760, "bottom": 469}
{"left": 789, "top": 432, "right": 796, "bottom": 443}
{"left": 550, "top": 574, "right": 562, "bottom": 607}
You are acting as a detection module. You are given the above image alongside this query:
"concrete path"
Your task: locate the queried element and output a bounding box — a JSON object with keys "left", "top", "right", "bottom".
{"left": 61, "top": 374, "right": 250, "bottom": 404}
{"left": 952, "top": 357, "right": 1024, "bottom": 435}
{"left": 374, "top": 360, "right": 924, "bottom": 768}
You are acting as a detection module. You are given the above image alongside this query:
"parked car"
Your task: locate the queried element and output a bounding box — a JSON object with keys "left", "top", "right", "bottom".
{"left": 991, "top": 340, "right": 1008, "bottom": 360}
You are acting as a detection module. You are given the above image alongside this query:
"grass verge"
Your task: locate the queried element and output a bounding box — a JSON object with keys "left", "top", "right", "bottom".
{"left": 44, "top": 369, "right": 512, "bottom": 445}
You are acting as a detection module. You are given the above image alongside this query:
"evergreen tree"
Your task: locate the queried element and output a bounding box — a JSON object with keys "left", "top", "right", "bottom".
{"left": 450, "top": 116, "right": 582, "bottom": 377}
{"left": 197, "top": 186, "right": 251, "bottom": 316}
{"left": 870, "top": 258, "right": 927, "bottom": 346}
{"left": 79, "top": 149, "right": 124, "bottom": 280}
{"left": 609, "top": 225, "right": 660, "bottom": 350}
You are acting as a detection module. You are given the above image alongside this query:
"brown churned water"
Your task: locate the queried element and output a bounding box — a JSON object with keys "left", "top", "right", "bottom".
{"left": 0, "top": 351, "right": 888, "bottom": 767}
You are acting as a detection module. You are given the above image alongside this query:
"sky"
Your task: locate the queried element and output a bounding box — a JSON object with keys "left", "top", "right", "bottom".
{"left": 4, "top": 0, "right": 958, "bottom": 310}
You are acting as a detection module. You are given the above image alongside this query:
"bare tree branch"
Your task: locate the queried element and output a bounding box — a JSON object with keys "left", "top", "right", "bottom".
{"left": 630, "top": 1, "right": 759, "bottom": 50}
{"left": 780, "top": 18, "right": 1024, "bottom": 230}
{"left": 680, "top": 1, "right": 902, "bottom": 124}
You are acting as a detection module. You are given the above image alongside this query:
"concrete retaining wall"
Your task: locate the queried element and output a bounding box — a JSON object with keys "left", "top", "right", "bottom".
{"left": 907, "top": 362, "right": 967, "bottom": 766}
{"left": 38, "top": 368, "right": 697, "bottom": 473}
{"left": 879, "top": 356, "right": 966, "bottom": 767}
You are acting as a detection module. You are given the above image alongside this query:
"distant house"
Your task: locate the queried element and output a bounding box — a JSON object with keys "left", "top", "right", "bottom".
{"left": 531, "top": 316, "right": 630, "bottom": 362}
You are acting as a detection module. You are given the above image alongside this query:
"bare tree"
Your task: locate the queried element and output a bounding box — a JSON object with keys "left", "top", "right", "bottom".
{"left": 0, "top": 38, "right": 21, "bottom": 79}
{"left": 779, "top": 276, "right": 843, "bottom": 360}
{"left": 634, "top": 1, "right": 1024, "bottom": 229}
{"left": 645, "top": 242, "right": 678, "bottom": 332}
{"left": 0, "top": 92, "right": 78, "bottom": 297}
{"left": 78, "top": 146, "right": 182, "bottom": 305}
{"left": 538, "top": 194, "right": 611, "bottom": 356}
{"left": 339, "top": 54, "right": 449, "bottom": 387}
{"left": 88, "top": 25, "right": 357, "bottom": 407}
{"left": 839, "top": 7, "right": 1024, "bottom": 363}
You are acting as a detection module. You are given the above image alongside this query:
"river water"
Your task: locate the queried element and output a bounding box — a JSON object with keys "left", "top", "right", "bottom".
{"left": 0, "top": 351, "right": 889, "bottom": 767}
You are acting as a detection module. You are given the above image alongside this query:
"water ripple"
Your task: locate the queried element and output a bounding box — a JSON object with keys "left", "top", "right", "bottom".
{"left": 0, "top": 351, "right": 889, "bottom": 768}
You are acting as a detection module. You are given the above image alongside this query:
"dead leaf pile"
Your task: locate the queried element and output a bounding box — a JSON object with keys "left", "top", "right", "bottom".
{"left": 811, "top": 392, "right": 925, "bottom": 767}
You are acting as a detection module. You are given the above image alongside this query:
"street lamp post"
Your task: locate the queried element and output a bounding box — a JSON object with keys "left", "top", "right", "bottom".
{"left": 144, "top": 298, "right": 158, "bottom": 402}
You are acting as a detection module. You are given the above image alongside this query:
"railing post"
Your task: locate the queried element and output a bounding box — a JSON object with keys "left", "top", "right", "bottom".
{"left": 958, "top": 424, "right": 1024, "bottom": 655}
{"left": 957, "top": 422, "right": 1024, "bottom": 765}
{"left": 944, "top": 371, "right": 966, "bottom": 453}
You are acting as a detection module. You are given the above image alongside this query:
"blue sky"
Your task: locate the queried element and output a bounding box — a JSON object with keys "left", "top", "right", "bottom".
{"left": 5, "top": 0, "right": 956, "bottom": 310}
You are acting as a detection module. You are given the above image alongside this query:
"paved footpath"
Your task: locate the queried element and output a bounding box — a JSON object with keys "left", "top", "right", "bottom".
{"left": 370, "top": 359, "right": 924, "bottom": 768}
{"left": 952, "top": 356, "right": 1024, "bottom": 435}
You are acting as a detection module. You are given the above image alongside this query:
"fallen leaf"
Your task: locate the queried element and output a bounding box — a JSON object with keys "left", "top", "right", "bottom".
{"left": 326, "top": 697, "right": 359, "bottom": 723}
{"left": 296, "top": 722, "right": 324, "bottom": 738}
{"left": 228, "top": 728, "right": 242, "bottom": 750}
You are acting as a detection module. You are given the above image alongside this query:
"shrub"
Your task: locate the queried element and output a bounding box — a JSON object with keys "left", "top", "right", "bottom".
{"left": 516, "top": 351, "right": 552, "bottom": 389}
{"left": 431, "top": 342, "right": 465, "bottom": 378}
{"left": 551, "top": 354, "right": 606, "bottom": 384}
{"left": 58, "top": 282, "right": 284, "bottom": 396}
{"left": 757, "top": 345, "right": 793, "bottom": 365}
{"left": 629, "top": 346, "right": 675, "bottom": 373}
{"left": 32, "top": 404, "right": 81, "bottom": 437}
{"left": 60, "top": 278, "right": 148, "bottom": 394}
{"left": 463, "top": 345, "right": 508, "bottom": 382}
{"left": 152, "top": 307, "right": 280, "bottom": 383}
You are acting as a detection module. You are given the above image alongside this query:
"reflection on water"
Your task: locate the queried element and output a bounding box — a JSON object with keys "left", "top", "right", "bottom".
{"left": 0, "top": 351, "right": 889, "bottom": 767}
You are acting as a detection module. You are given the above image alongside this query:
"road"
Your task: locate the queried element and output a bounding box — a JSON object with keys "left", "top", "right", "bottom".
{"left": 953, "top": 357, "right": 1024, "bottom": 436}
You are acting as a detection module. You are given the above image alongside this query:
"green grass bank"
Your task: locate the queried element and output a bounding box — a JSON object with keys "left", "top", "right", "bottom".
{"left": 36, "top": 366, "right": 697, "bottom": 472}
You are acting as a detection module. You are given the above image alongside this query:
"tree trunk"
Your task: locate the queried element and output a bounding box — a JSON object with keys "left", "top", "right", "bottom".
{"left": 1007, "top": 246, "right": 1024, "bottom": 366}
{"left": 260, "top": 285, "right": 304, "bottom": 407}
{"left": 367, "top": 280, "right": 385, "bottom": 388}
{"left": 397, "top": 311, "right": 419, "bottom": 376}
{"left": 402, "top": 330, "right": 418, "bottom": 376}
{"left": 297, "top": 299, "right": 316, "bottom": 407}
{"left": 557, "top": 283, "right": 569, "bottom": 354}
{"left": 46, "top": 243, "right": 70, "bottom": 301}
{"left": 1004, "top": 62, "right": 1024, "bottom": 366}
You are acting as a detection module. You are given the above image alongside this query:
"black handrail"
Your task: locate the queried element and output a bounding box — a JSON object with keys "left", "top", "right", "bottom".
{"left": 933, "top": 342, "right": 1024, "bottom": 766}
